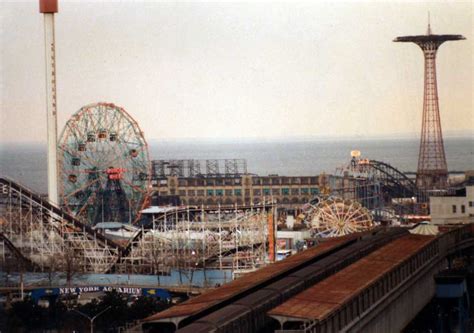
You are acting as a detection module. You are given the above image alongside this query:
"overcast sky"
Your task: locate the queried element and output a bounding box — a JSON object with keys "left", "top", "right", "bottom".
{"left": 0, "top": 0, "right": 472, "bottom": 143}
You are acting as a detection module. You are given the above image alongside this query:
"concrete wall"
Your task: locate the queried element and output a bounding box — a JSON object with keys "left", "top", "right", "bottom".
{"left": 345, "top": 259, "right": 447, "bottom": 333}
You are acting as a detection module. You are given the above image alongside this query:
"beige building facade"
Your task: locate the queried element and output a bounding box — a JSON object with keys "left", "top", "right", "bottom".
{"left": 151, "top": 174, "right": 320, "bottom": 207}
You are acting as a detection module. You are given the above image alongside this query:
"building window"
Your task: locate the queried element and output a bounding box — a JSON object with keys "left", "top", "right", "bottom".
{"left": 253, "top": 189, "right": 261, "bottom": 196}
{"left": 225, "top": 189, "right": 233, "bottom": 196}
{"left": 216, "top": 189, "right": 224, "bottom": 196}
{"left": 207, "top": 189, "right": 214, "bottom": 196}
{"left": 271, "top": 178, "right": 281, "bottom": 185}
{"left": 469, "top": 201, "right": 473, "bottom": 207}
{"left": 234, "top": 189, "right": 242, "bottom": 196}
{"left": 197, "top": 190, "right": 205, "bottom": 196}
{"left": 282, "top": 188, "right": 290, "bottom": 195}
{"left": 206, "top": 179, "right": 215, "bottom": 186}
{"left": 188, "top": 190, "right": 195, "bottom": 196}
{"left": 291, "top": 188, "right": 299, "bottom": 195}
{"left": 452, "top": 205, "right": 457, "bottom": 213}
{"left": 179, "top": 190, "right": 186, "bottom": 196}
{"left": 263, "top": 188, "right": 271, "bottom": 195}
{"left": 272, "top": 188, "right": 280, "bottom": 195}
{"left": 179, "top": 179, "right": 187, "bottom": 186}
{"left": 461, "top": 205, "right": 466, "bottom": 214}
{"left": 301, "top": 188, "right": 309, "bottom": 195}
{"left": 196, "top": 179, "right": 205, "bottom": 186}
{"left": 310, "top": 188, "right": 320, "bottom": 195}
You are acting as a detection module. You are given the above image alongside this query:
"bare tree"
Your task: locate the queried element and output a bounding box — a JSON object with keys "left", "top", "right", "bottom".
{"left": 62, "top": 247, "right": 79, "bottom": 288}
{"left": 46, "top": 255, "right": 57, "bottom": 286}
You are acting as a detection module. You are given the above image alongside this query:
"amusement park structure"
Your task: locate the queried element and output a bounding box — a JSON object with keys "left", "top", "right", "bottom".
{"left": 118, "top": 205, "right": 270, "bottom": 277}
{"left": 304, "top": 196, "right": 374, "bottom": 237}
{"left": 58, "top": 103, "right": 150, "bottom": 225}
{"left": 394, "top": 20, "right": 465, "bottom": 190}
{"left": 0, "top": 177, "right": 272, "bottom": 283}
{"left": 332, "top": 152, "right": 424, "bottom": 218}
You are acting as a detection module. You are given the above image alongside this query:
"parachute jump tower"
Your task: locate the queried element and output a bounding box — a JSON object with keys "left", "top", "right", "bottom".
{"left": 394, "top": 18, "right": 465, "bottom": 190}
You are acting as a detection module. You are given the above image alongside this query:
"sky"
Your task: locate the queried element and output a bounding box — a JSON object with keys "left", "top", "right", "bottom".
{"left": 0, "top": 0, "right": 472, "bottom": 143}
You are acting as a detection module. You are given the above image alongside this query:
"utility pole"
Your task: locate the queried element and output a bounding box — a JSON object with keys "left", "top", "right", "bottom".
{"left": 40, "top": 0, "right": 59, "bottom": 204}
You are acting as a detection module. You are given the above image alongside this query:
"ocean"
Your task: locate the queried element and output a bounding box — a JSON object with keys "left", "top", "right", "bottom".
{"left": 1, "top": 137, "right": 473, "bottom": 194}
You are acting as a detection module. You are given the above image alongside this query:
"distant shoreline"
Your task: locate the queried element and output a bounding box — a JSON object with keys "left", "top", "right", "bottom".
{"left": 1, "top": 134, "right": 473, "bottom": 146}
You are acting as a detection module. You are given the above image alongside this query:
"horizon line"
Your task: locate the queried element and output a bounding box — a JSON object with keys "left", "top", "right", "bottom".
{"left": 1, "top": 132, "right": 472, "bottom": 145}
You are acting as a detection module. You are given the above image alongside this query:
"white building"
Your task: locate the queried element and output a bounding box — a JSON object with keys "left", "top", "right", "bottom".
{"left": 430, "top": 172, "right": 474, "bottom": 225}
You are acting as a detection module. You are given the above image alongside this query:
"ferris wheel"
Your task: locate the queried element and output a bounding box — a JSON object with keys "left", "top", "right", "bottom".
{"left": 307, "top": 196, "right": 374, "bottom": 237}
{"left": 58, "top": 102, "right": 150, "bottom": 225}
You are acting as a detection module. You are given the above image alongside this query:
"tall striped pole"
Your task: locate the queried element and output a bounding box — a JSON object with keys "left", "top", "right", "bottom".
{"left": 40, "top": 0, "right": 59, "bottom": 204}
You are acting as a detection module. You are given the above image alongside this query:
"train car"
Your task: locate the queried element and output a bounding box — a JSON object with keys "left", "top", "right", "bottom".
{"left": 263, "top": 276, "right": 306, "bottom": 302}
{"left": 234, "top": 289, "right": 281, "bottom": 332}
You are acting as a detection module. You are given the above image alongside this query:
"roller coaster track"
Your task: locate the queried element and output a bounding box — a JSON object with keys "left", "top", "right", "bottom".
{"left": 354, "top": 159, "right": 420, "bottom": 200}
{"left": 0, "top": 177, "right": 130, "bottom": 273}
{"left": 0, "top": 231, "right": 39, "bottom": 271}
{"left": 1, "top": 177, "right": 268, "bottom": 275}
{"left": 0, "top": 176, "right": 124, "bottom": 251}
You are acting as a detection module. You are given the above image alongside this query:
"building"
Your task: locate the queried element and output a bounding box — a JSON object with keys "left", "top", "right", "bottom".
{"left": 152, "top": 173, "right": 321, "bottom": 207}
{"left": 429, "top": 171, "right": 474, "bottom": 224}
{"left": 150, "top": 159, "right": 321, "bottom": 208}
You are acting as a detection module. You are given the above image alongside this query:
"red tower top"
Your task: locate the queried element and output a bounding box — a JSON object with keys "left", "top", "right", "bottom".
{"left": 39, "top": 0, "right": 58, "bottom": 13}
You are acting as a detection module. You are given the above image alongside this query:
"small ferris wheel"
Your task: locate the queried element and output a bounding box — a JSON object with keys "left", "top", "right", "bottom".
{"left": 58, "top": 102, "right": 150, "bottom": 225}
{"left": 306, "top": 196, "right": 374, "bottom": 237}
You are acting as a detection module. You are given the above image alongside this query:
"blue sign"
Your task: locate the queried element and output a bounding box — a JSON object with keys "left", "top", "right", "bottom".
{"left": 29, "top": 286, "right": 170, "bottom": 302}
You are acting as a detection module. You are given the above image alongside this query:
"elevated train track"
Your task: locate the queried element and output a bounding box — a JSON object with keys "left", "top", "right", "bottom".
{"left": 142, "top": 224, "right": 474, "bottom": 333}
{"left": 142, "top": 227, "right": 409, "bottom": 332}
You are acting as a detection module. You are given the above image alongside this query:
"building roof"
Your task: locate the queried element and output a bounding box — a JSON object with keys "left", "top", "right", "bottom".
{"left": 92, "top": 222, "right": 131, "bottom": 229}
{"left": 141, "top": 206, "right": 181, "bottom": 214}
{"left": 409, "top": 222, "right": 439, "bottom": 236}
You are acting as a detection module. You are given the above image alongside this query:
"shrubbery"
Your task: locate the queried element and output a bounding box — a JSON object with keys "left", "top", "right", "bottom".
{"left": 0, "top": 290, "right": 170, "bottom": 332}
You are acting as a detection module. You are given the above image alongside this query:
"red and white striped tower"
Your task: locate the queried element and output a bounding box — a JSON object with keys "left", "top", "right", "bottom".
{"left": 40, "top": 0, "right": 59, "bottom": 203}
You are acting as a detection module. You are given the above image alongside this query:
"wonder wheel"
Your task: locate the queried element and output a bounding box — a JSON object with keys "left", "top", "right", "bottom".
{"left": 307, "top": 196, "right": 374, "bottom": 237}
{"left": 58, "top": 102, "right": 150, "bottom": 225}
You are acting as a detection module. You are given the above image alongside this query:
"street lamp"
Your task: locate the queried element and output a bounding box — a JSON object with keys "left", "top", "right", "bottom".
{"left": 72, "top": 306, "right": 111, "bottom": 333}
